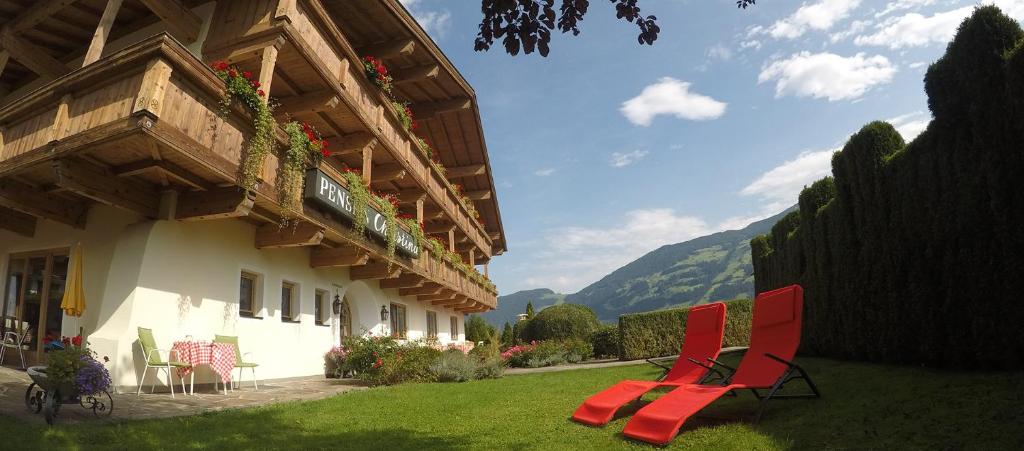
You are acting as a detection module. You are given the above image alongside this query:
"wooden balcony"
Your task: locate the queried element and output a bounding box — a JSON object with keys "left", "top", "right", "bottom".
{"left": 200, "top": 0, "right": 496, "bottom": 264}
{"left": 0, "top": 34, "right": 496, "bottom": 311}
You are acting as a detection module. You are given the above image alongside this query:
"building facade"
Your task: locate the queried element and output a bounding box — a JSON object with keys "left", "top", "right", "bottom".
{"left": 0, "top": 0, "right": 505, "bottom": 389}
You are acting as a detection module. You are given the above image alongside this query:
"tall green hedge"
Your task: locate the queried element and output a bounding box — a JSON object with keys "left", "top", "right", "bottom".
{"left": 751, "top": 7, "right": 1024, "bottom": 370}
{"left": 523, "top": 303, "right": 601, "bottom": 342}
{"left": 618, "top": 299, "right": 753, "bottom": 360}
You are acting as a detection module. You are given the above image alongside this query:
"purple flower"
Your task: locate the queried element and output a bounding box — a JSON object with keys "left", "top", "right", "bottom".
{"left": 75, "top": 355, "right": 112, "bottom": 395}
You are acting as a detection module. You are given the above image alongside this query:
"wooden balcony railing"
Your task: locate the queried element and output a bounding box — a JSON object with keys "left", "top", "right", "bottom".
{"left": 0, "top": 34, "right": 496, "bottom": 310}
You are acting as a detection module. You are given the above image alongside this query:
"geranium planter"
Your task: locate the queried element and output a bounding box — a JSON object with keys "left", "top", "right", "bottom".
{"left": 25, "top": 366, "right": 113, "bottom": 426}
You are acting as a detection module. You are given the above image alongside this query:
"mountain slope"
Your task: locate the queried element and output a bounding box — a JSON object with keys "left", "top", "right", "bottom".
{"left": 566, "top": 208, "right": 795, "bottom": 322}
{"left": 482, "top": 288, "right": 566, "bottom": 327}
{"left": 483, "top": 208, "right": 795, "bottom": 326}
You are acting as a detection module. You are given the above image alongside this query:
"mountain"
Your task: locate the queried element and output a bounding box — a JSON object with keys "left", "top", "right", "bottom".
{"left": 482, "top": 208, "right": 795, "bottom": 326}
{"left": 482, "top": 288, "right": 565, "bottom": 327}
{"left": 567, "top": 208, "right": 796, "bottom": 322}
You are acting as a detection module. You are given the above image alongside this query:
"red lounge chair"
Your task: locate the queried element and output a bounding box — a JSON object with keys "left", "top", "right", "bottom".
{"left": 571, "top": 302, "right": 728, "bottom": 426}
{"left": 622, "top": 285, "right": 820, "bottom": 446}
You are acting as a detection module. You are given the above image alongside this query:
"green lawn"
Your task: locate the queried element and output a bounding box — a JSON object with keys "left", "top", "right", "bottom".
{"left": 3, "top": 356, "right": 1023, "bottom": 450}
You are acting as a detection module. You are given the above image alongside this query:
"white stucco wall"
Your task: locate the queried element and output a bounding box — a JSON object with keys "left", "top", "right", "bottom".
{"left": 0, "top": 206, "right": 467, "bottom": 390}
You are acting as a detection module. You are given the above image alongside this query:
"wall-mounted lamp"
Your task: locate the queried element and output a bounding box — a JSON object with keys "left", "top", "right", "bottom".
{"left": 380, "top": 305, "right": 390, "bottom": 322}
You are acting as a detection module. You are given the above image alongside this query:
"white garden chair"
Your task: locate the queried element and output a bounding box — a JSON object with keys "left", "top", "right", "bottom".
{"left": 1, "top": 318, "right": 30, "bottom": 369}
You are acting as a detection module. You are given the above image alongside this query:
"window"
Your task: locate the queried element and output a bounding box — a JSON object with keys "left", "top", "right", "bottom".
{"left": 239, "top": 272, "right": 259, "bottom": 318}
{"left": 315, "top": 290, "right": 328, "bottom": 325}
{"left": 450, "top": 316, "right": 459, "bottom": 340}
{"left": 281, "top": 281, "right": 298, "bottom": 322}
{"left": 426, "top": 311, "right": 438, "bottom": 339}
{"left": 390, "top": 303, "right": 407, "bottom": 339}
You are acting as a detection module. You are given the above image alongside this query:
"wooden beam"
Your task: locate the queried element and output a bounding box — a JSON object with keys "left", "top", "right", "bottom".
{"left": 380, "top": 188, "right": 425, "bottom": 205}
{"left": 114, "top": 159, "right": 211, "bottom": 190}
{"left": 138, "top": 0, "right": 202, "bottom": 43}
{"left": 331, "top": 132, "right": 377, "bottom": 156}
{"left": 466, "top": 189, "right": 491, "bottom": 201}
{"left": 5, "top": 0, "right": 79, "bottom": 34}
{"left": 434, "top": 295, "right": 469, "bottom": 306}
{"left": 0, "top": 205, "right": 36, "bottom": 237}
{"left": 49, "top": 94, "right": 72, "bottom": 142}
{"left": 83, "top": 0, "right": 123, "bottom": 66}
{"left": 0, "top": 179, "right": 87, "bottom": 229}
{"left": 399, "top": 284, "right": 442, "bottom": 296}
{"left": 256, "top": 222, "right": 325, "bottom": 249}
{"left": 379, "top": 274, "right": 424, "bottom": 289}
{"left": 310, "top": 246, "right": 368, "bottom": 268}
{"left": 357, "top": 38, "right": 414, "bottom": 59}
{"left": 0, "top": 51, "right": 8, "bottom": 78}
{"left": 176, "top": 187, "right": 254, "bottom": 221}
{"left": 361, "top": 145, "right": 373, "bottom": 185}
{"left": 132, "top": 58, "right": 173, "bottom": 117}
{"left": 371, "top": 164, "right": 405, "bottom": 182}
{"left": 422, "top": 291, "right": 457, "bottom": 303}
{"left": 488, "top": 231, "right": 501, "bottom": 241}
{"left": 274, "top": 90, "right": 339, "bottom": 116}
{"left": 413, "top": 98, "right": 471, "bottom": 119}
{"left": 52, "top": 159, "right": 159, "bottom": 218}
{"left": 416, "top": 198, "right": 424, "bottom": 223}
{"left": 350, "top": 262, "right": 400, "bottom": 280}
{"left": 391, "top": 64, "right": 439, "bottom": 85}
{"left": 258, "top": 45, "right": 278, "bottom": 99}
{"left": 423, "top": 222, "right": 455, "bottom": 234}
{"left": 0, "top": 31, "right": 70, "bottom": 78}
{"left": 444, "top": 164, "right": 486, "bottom": 179}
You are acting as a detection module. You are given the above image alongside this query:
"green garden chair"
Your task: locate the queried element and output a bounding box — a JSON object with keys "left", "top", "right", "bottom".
{"left": 137, "top": 327, "right": 191, "bottom": 398}
{"left": 214, "top": 334, "right": 259, "bottom": 390}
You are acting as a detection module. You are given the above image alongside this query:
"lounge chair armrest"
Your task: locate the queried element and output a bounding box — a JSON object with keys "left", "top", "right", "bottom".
{"left": 705, "top": 357, "right": 736, "bottom": 372}
{"left": 645, "top": 358, "right": 672, "bottom": 371}
{"left": 764, "top": 352, "right": 800, "bottom": 368}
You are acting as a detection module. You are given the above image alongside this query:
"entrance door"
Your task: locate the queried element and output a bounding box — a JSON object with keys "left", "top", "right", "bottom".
{"left": 1, "top": 249, "right": 70, "bottom": 364}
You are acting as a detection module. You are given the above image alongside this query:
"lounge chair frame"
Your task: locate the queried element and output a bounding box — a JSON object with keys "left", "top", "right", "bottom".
{"left": 703, "top": 352, "right": 820, "bottom": 423}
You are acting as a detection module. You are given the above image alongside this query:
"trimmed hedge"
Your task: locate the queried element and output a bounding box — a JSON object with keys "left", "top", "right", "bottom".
{"left": 590, "top": 325, "right": 620, "bottom": 359}
{"left": 751, "top": 7, "right": 1024, "bottom": 370}
{"left": 523, "top": 304, "right": 601, "bottom": 342}
{"left": 618, "top": 298, "right": 753, "bottom": 360}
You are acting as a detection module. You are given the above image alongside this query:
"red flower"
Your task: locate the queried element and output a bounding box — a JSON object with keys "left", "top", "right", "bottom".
{"left": 242, "top": 71, "right": 252, "bottom": 79}
{"left": 321, "top": 148, "right": 330, "bottom": 157}
{"left": 228, "top": 69, "right": 237, "bottom": 78}
{"left": 212, "top": 61, "right": 229, "bottom": 71}
{"left": 251, "top": 80, "right": 261, "bottom": 89}
{"left": 372, "top": 358, "right": 383, "bottom": 369}
{"left": 320, "top": 140, "right": 328, "bottom": 148}
{"left": 71, "top": 335, "right": 82, "bottom": 346}
{"left": 257, "top": 89, "right": 265, "bottom": 97}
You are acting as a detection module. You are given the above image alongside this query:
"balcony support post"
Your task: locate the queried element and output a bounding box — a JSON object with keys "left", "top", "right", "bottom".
{"left": 83, "top": 0, "right": 123, "bottom": 67}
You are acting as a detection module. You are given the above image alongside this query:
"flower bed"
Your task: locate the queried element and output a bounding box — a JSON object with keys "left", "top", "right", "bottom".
{"left": 501, "top": 338, "right": 594, "bottom": 368}
{"left": 325, "top": 335, "right": 502, "bottom": 386}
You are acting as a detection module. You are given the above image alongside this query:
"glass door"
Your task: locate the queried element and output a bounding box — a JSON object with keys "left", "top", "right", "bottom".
{"left": 2, "top": 249, "right": 70, "bottom": 363}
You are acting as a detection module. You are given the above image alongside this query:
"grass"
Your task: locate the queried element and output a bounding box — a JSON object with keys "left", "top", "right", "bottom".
{"left": 2, "top": 355, "right": 1023, "bottom": 450}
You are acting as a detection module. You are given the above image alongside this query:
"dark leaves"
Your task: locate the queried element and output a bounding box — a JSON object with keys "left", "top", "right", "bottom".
{"left": 475, "top": 0, "right": 674, "bottom": 56}
{"left": 737, "top": 0, "right": 756, "bottom": 9}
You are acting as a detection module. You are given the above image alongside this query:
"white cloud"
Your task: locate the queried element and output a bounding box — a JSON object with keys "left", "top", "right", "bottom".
{"left": 620, "top": 77, "right": 727, "bottom": 126}
{"left": 523, "top": 209, "right": 714, "bottom": 292}
{"left": 855, "top": 1, "right": 1024, "bottom": 50}
{"left": 875, "top": 0, "right": 936, "bottom": 18}
{"left": 740, "top": 39, "right": 763, "bottom": 50}
{"left": 707, "top": 44, "right": 733, "bottom": 61}
{"left": 766, "top": 0, "right": 862, "bottom": 39}
{"left": 533, "top": 168, "right": 555, "bottom": 177}
{"left": 609, "top": 150, "right": 650, "bottom": 168}
{"left": 759, "top": 52, "right": 896, "bottom": 101}
{"left": 908, "top": 61, "right": 927, "bottom": 69}
{"left": 829, "top": 19, "right": 871, "bottom": 42}
{"left": 400, "top": 0, "right": 452, "bottom": 37}
{"left": 854, "top": 6, "right": 974, "bottom": 48}
{"left": 741, "top": 150, "right": 836, "bottom": 209}
{"left": 888, "top": 111, "right": 931, "bottom": 141}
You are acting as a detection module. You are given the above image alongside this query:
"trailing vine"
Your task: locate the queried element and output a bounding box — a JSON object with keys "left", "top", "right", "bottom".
{"left": 340, "top": 168, "right": 369, "bottom": 236}
{"left": 374, "top": 191, "right": 400, "bottom": 261}
{"left": 211, "top": 62, "right": 275, "bottom": 191}
{"left": 392, "top": 100, "right": 414, "bottom": 131}
{"left": 280, "top": 121, "right": 328, "bottom": 217}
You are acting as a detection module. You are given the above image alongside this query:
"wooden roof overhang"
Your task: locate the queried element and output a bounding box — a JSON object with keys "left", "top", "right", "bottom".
{"left": 321, "top": 0, "right": 508, "bottom": 257}
{"left": 0, "top": 34, "right": 497, "bottom": 309}
{"left": 199, "top": 0, "right": 497, "bottom": 264}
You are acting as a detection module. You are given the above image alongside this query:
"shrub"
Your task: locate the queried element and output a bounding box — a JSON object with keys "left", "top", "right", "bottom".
{"left": 341, "top": 336, "right": 440, "bottom": 386}
{"left": 512, "top": 319, "right": 530, "bottom": 344}
{"left": 751, "top": 7, "right": 1024, "bottom": 370}
{"left": 324, "top": 346, "right": 349, "bottom": 378}
{"left": 476, "top": 356, "right": 506, "bottom": 379}
{"left": 430, "top": 349, "right": 479, "bottom": 382}
{"left": 523, "top": 304, "right": 600, "bottom": 342}
{"left": 590, "top": 325, "right": 620, "bottom": 359}
{"left": 618, "top": 298, "right": 753, "bottom": 360}
{"left": 560, "top": 337, "right": 593, "bottom": 363}
{"left": 525, "top": 341, "right": 567, "bottom": 368}
{"left": 465, "top": 315, "right": 494, "bottom": 343}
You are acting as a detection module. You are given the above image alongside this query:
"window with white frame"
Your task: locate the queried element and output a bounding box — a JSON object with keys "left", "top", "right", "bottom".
{"left": 450, "top": 316, "right": 459, "bottom": 340}
{"left": 390, "top": 303, "right": 408, "bottom": 339}
{"left": 315, "top": 289, "right": 328, "bottom": 325}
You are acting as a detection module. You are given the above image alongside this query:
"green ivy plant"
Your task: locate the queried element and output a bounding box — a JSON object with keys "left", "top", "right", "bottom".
{"left": 280, "top": 121, "right": 328, "bottom": 217}
{"left": 211, "top": 62, "right": 275, "bottom": 191}
{"left": 340, "top": 169, "right": 369, "bottom": 236}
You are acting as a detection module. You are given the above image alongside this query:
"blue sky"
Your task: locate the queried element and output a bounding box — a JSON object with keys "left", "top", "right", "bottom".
{"left": 400, "top": 0, "right": 1024, "bottom": 294}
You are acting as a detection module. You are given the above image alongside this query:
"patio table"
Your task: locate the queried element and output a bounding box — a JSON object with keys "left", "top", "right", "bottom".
{"left": 171, "top": 340, "right": 236, "bottom": 395}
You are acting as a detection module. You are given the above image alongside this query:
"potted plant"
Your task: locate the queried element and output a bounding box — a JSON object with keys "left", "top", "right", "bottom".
{"left": 25, "top": 335, "right": 113, "bottom": 425}
{"left": 324, "top": 346, "right": 349, "bottom": 378}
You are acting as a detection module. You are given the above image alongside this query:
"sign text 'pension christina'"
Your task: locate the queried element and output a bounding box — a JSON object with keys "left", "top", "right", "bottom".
{"left": 303, "top": 169, "right": 419, "bottom": 258}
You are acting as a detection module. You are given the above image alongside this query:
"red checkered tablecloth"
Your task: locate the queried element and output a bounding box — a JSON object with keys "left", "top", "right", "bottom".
{"left": 171, "top": 340, "right": 236, "bottom": 383}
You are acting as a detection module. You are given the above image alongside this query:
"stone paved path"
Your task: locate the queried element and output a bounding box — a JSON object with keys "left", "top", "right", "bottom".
{"left": 0, "top": 365, "right": 365, "bottom": 425}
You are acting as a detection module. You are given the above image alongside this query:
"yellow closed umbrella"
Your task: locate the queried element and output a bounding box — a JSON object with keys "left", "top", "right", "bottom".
{"left": 60, "top": 243, "right": 86, "bottom": 318}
